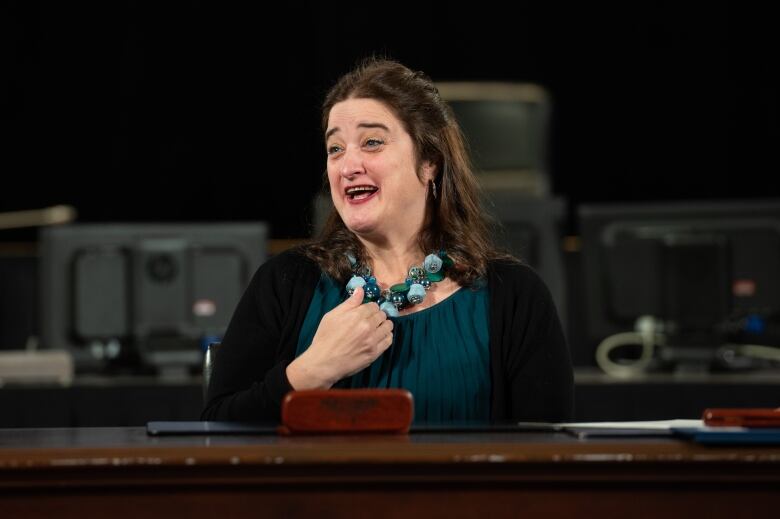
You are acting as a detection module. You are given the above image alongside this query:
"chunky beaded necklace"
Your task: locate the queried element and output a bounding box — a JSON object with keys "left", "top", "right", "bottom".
{"left": 345, "top": 251, "right": 454, "bottom": 317}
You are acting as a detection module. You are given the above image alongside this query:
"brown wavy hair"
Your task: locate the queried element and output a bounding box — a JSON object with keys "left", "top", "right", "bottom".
{"left": 305, "top": 57, "right": 513, "bottom": 286}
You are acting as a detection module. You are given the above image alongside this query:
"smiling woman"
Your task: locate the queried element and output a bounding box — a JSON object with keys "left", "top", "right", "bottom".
{"left": 201, "top": 58, "right": 574, "bottom": 425}
{"left": 324, "top": 98, "right": 434, "bottom": 247}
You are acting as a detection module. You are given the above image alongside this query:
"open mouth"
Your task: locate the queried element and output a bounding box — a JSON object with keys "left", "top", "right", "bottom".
{"left": 345, "top": 185, "right": 379, "bottom": 201}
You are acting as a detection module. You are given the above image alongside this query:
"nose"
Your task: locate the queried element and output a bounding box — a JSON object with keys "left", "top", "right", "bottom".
{"left": 339, "top": 145, "right": 365, "bottom": 180}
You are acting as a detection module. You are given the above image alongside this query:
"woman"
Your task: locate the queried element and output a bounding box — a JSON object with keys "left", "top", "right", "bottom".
{"left": 202, "top": 58, "right": 573, "bottom": 424}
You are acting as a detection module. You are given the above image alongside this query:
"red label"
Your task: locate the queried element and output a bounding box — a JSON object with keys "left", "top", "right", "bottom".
{"left": 732, "top": 279, "right": 756, "bottom": 297}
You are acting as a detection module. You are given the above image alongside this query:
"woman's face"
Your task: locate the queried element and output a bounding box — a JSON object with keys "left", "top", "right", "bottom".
{"left": 325, "top": 97, "right": 435, "bottom": 241}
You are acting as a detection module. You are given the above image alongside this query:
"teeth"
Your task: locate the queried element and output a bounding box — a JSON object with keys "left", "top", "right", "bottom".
{"left": 346, "top": 186, "right": 378, "bottom": 195}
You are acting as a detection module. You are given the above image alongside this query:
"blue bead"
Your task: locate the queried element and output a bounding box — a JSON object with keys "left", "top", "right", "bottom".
{"left": 364, "top": 283, "right": 381, "bottom": 301}
{"left": 368, "top": 276, "right": 377, "bottom": 284}
{"left": 346, "top": 275, "right": 366, "bottom": 295}
{"left": 380, "top": 301, "right": 399, "bottom": 317}
{"left": 389, "top": 292, "right": 406, "bottom": 307}
{"left": 424, "top": 253, "right": 443, "bottom": 274}
{"left": 420, "top": 278, "right": 432, "bottom": 290}
{"left": 407, "top": 283, "right": 426, "bottom": 305}
{"left": 405, "top": 278, "right": 413, "bottom": 286}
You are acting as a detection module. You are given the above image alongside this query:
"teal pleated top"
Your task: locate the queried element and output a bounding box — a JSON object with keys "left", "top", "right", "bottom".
{"left": 295, "top": 275, "right": 491, "bottom": 424}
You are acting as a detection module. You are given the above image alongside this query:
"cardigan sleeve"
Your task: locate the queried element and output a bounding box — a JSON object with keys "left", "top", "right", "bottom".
{"left": 200, "top": 250, "right": 318, "bottom": 422}
{"left": 489, "top": 261, "right": 574, "bottom": 422}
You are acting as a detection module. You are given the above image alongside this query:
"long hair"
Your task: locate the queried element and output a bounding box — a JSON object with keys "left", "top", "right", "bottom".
{"left": 305, "top": 57, "right": 513, "bottom": 285}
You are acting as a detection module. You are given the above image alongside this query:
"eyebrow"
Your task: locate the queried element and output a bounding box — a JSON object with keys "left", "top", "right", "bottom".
{"left": 325, "top": 122, "right": 390, "bottom": 140}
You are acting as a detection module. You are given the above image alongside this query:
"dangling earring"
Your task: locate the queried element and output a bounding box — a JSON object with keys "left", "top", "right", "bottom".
{"left": 430, "top": 179, "right": 437, "bottom": 200}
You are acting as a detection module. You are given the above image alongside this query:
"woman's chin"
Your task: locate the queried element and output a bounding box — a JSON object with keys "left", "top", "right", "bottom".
{"left": 343, "top": 217, "right": 378, "bottom": 236}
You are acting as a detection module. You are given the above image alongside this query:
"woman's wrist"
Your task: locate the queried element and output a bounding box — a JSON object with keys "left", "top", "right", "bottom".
{"left": 285, "top": 353, "right": 334, "bottom": 390}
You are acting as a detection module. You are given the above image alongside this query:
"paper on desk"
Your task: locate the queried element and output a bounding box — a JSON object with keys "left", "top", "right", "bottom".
{"left": 556, "top": 419, "right": 703, "bottom": 430}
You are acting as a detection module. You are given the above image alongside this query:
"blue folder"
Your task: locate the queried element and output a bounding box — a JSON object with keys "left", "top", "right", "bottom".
{"left": 146, "top": 420, "right": 571, "bottom": 436}
{"left": 671, "top": 427, "right": 780, "bottom": 445}
{"left": 147, "top": 421, "right": 277, "bottom": 436}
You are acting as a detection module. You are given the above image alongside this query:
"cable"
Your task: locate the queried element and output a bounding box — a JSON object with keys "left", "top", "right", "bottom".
{"left": 724, "top": 343, "right": 780, "bottom": 362}
{"left": 595, "top": 315, "right": 664, "bottom": 378}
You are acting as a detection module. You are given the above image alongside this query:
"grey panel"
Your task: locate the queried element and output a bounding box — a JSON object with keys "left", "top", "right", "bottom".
{"left": 73, "top": 249, "right": 129, "bottom": 339}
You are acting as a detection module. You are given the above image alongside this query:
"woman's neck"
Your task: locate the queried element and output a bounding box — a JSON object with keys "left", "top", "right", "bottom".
{"left": 357, "top": 236, "right": 423, "bottom": 288}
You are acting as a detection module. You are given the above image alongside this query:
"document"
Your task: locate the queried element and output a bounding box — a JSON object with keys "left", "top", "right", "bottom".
{"left": 557, "top": 419, "right": 703, "bottom": 430}
{"left": 555, "top": 419, "right": 704, "bottom": 438}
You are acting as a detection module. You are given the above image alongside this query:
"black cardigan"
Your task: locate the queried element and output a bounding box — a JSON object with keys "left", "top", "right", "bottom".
{"left": 202, "top": 248, "right": 574, "bottom": 422}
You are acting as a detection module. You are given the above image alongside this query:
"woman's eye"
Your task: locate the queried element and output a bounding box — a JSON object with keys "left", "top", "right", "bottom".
{"left": 327, "top": 145, "right": 343, "bottom": 156}
{"left": 364, "top": 138, "right": 384, "bottom": 149}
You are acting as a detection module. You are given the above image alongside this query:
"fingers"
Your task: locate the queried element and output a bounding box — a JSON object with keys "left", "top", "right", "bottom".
{"left": 376, "top": 318, "right": 394, "bottom": 335}
{"left": 366, "top": 305, "right": 390, "bottom": 329}
{"left": 337, "top": 286, "right": 364, "bottom": 311}
{"left": 378, "top": 328, "right": 394, "bottom": 354}
{"left": 375, "top": 319, "right": 393, "bottom": 338}
{"left": 371, "top": 319, "right": 394, "bottom": 350}
{"left": 351, "top": 307, "right": 390, "bottom": 346}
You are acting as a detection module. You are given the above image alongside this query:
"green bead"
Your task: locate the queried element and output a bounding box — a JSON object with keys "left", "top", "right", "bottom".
{"left": 426, "top": 270, "right": 444, "bottom": 282}
{"left": 390, "top": 283, "right": 410, "bottom": 293}
{"left": 442, "top": 256, "right": 454, "bottom": 268}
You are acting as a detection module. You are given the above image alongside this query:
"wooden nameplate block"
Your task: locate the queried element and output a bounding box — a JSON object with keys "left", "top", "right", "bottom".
{"left": 279, "top": 388, "right": 414, "bottom": 435}
{"left": 703, "top": 407, "right": 780, "bottom": 428}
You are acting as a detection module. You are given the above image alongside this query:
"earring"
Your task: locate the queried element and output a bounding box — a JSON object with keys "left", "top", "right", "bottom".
{"left": 431, "top": 179, "right": 437, "bottom": 200}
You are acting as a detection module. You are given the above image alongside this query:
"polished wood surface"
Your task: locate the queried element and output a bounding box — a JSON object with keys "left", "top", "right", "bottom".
{"left": 0, "top": 426, "right": 778, "bottom": 518}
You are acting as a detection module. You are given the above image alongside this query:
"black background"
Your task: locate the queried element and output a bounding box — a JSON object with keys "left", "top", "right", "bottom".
{"left": 2, "top": 2, "right": 780, "bottom": 426}
{"left": 3, "top": 1, "right": 777, "bottom": 240}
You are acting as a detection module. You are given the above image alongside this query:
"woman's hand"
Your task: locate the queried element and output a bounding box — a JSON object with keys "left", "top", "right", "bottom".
{"left": 285, "top": 287, "right": 394, "bottom": 390}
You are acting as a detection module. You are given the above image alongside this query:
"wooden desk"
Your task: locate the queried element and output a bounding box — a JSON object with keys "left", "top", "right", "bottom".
{"left": 1, "top": 427, "right": 778, "bottom": 518}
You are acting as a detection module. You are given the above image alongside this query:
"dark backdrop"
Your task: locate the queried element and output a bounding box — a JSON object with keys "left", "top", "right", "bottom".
{"left": 2, "top": 3, "right": 779, "bottom": 424}
{"left": 2, "top": 1, "right": 776, "bottom": 240}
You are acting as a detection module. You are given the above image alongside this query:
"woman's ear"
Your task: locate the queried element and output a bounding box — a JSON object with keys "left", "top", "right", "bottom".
{"left": 421, "top": 161, "right": 437, "bottom": 182}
